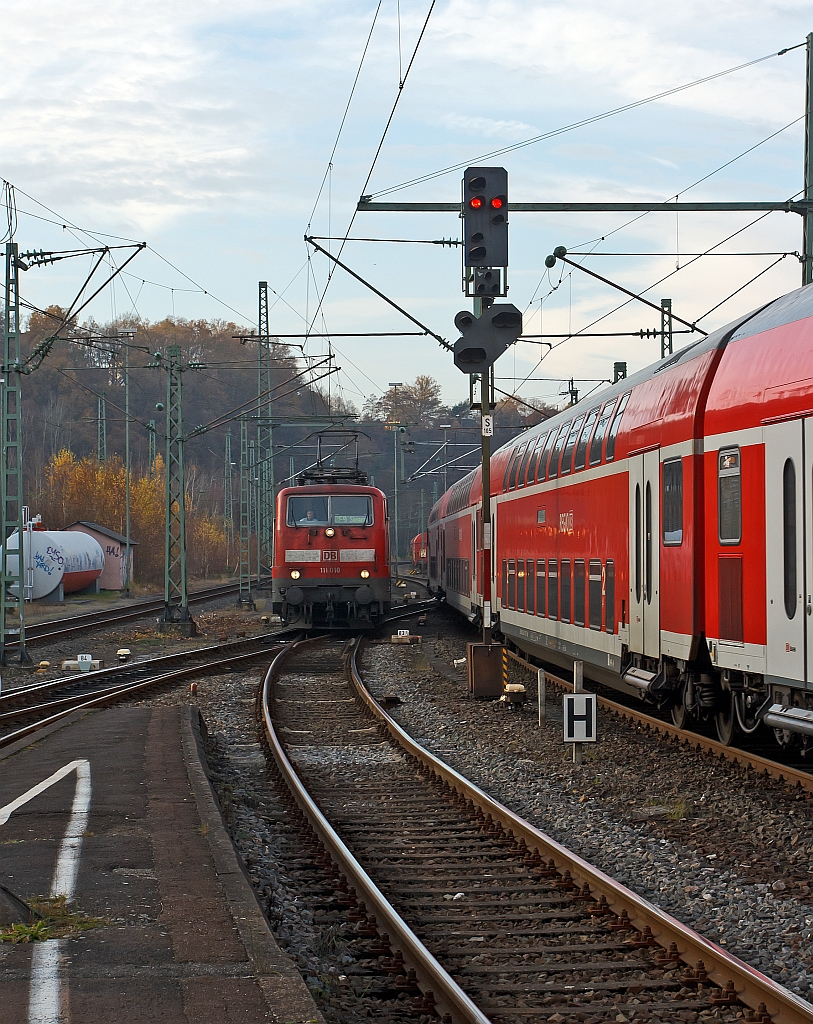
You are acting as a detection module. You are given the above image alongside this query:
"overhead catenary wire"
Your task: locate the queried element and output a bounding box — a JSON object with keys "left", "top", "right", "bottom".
{"left": 368, "top": 43, "right": 806, "bottom": 199}
{"left": 304, "top": 1, "right": 437, "bottom": 340}
{"left": 306, "top": 1, "right": 383, "bottom": 233}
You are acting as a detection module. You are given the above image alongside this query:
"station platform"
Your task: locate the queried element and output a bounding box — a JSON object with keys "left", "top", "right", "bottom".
{"left": 0, "top": 706, "right": 323, "bottom": 1024}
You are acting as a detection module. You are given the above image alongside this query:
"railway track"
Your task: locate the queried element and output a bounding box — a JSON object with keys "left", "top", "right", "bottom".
{"left": 0, "top": 627, "right": 301, "bottom": 750}
{"left": 2, "top": 580, "right": 244, "bottom": 651}
{"left": 261, "top": 634, "right": 812, "bottom": 1024}
{"left": 502, "top": 648, "right": 813, "bottom": 797}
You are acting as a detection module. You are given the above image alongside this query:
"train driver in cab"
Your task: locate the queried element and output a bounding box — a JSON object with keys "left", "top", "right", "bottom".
{"left": 291, "top": 496, "right": 329, "bottom": 526}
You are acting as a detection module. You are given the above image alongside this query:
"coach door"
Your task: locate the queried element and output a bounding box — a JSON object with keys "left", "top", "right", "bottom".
{"left": 628, "top": 450, "right": 661, "bottom": 658}
{"left": 765, "top": 420, "right": 807, "bottom": 684}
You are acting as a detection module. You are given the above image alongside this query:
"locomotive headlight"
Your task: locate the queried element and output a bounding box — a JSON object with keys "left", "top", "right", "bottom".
{"left": 325, "top": 527, "right": 335, "bottom": 538}
{"left": 290, "top": 569, "right": 301, "bottom": 579}
{"left": 360, "top": 569, "right": 370, "bottom": 579}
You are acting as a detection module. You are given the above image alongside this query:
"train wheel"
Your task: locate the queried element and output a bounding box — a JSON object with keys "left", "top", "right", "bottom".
{"left": 715, "top": 689, "right": 737, "bottom": 745}
{"left": 670, "top": 681, "right": 690, "bottom": 729}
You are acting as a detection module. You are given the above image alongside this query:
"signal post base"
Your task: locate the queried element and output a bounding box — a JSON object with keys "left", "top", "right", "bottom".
{"left": 467, "top": 642, "right": 504, "bottom": 698}
{"left": 158, "top": 618, "right": 198, "bottom": 638}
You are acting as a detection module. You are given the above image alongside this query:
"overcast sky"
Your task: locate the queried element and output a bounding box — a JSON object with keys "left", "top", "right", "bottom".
{"left": 2, "top": 1, "right": 812, "bottom": 411}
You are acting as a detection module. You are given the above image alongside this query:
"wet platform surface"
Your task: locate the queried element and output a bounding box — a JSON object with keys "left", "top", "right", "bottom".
{"left": 0, "top": 706, "right": 323, "bottom": 1023}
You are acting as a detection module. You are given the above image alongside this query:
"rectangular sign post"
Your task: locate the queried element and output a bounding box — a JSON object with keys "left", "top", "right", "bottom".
{"left": 563, "top": 661, "right": 597, "bottom": 763}
{"left": 538, "top": 668, "right": 546, "bottom": 728}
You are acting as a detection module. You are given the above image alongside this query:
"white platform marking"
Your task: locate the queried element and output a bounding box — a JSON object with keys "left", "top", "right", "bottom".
{"left": 0, "top": 758, "right": 92, "bottom": 1024}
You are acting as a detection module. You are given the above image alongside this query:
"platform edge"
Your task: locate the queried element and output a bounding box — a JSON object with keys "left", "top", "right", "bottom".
{"left": 180, "top": 705, "right": 325, "bottom": 1024}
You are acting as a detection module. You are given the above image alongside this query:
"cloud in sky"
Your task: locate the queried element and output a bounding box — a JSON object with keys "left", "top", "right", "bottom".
{"left": 1, "top": 0, "right": 811, "bottom": 404}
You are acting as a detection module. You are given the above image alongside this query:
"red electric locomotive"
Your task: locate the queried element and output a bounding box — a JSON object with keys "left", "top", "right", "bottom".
{"left": 411, "top": 531, "right": 428, "bottom": 572}
{"left": 428, "top": 282, "right": 813, "bottom": 753}
{"left": 272, "top": 443, "right": 390, "bottom": 628}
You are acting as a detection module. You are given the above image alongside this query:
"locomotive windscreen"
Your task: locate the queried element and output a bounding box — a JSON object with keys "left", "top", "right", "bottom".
{"left": 287, "top": 494, "right": 373, "bottom": 526}
{"left": 288, "top": 496, "right": 329, "bottom": 525}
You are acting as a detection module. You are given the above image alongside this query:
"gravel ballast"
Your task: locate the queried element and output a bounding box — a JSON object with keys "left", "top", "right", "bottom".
{"left": 359, "top": 612, "right": 813, "bottom": 1004}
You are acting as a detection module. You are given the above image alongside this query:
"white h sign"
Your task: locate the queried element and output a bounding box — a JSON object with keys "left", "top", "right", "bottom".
{"left": 563, "top": 692, "right": 597, "bottom": 743}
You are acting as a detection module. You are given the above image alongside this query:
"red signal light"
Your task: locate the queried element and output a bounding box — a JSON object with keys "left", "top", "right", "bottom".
{"left": 490, "top": 196, "right": 505, "bottom": 209}
{"left": 469, "top": 196, "right": 484, "bottom": 209}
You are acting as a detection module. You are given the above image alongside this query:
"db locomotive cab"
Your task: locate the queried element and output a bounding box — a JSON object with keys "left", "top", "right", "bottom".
{"left": 272, "top": 483, "right": 390, "bottom": 628}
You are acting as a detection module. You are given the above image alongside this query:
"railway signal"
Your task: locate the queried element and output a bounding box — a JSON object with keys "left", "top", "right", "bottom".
{"left": 453, "top": 304, "right": 523, "bottom": 375}
{"left": 463, "top": 166, "right": 508, "bottom": 269}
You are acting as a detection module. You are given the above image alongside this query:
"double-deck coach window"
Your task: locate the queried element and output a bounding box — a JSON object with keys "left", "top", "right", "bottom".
{"left": 605, "top": 392, "right": 630, "bottom": 461}
{"left": 718, "top": 448, "right": 741, "bottom": 544}
{"left": 663, "top": 459, "right": 683, "bottom": 545}
{"left": 574, "top": 407, "right": 599, "bottom": 471}
{"left": 548, "top": 421, "right": 571, "bottom": 480}
{"left": 590, "top": 399, "right": 615, "bottom": 466}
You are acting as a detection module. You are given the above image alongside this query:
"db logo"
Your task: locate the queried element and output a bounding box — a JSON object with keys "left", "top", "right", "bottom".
{"left": 559, "top": 511, "right": 574, "bottom": 534}
{"left": 322, "top": 550, "right": 338, "bottom": 561}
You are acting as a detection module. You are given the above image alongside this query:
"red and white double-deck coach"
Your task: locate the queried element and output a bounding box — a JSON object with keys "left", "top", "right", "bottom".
{"left": 428, "top": 283, "right": 813, "bottom": 751}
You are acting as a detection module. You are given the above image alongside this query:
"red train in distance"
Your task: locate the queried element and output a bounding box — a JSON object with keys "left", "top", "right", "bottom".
{"left": 428, "top": 282, "right": 813, "bottom": 753}
{"left": 272, "top": 453, "right": 390, "bottom": 628}
{"left": 411, "top": 532, "right": 428, "bottom": 572}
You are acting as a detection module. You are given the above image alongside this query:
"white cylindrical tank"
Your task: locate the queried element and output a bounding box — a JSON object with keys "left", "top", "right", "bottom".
{"left": 2, "top": 530, "right": 105, "bottom": 598}
{"left": 55, "top": 531, "right": 105, "bottom": 593}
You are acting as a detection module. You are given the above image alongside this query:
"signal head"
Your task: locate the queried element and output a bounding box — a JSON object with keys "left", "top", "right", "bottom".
{"left": 468, "top": 196, "right": 484, "bottom": 209}
{"left": 490, "top": 195, "right": 505, "bottom": 210}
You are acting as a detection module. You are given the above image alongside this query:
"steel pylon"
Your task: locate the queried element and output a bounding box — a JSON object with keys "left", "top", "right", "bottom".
{"left": 236, "top": 416, "right": 254, "bottom": 608}
{"left": 257, "top": 281, "right": 274, "bottom": 583}
{"left": 97, "top": 392, "right": 107, "bottom": 462}
{"left": 1, "top": 243, "right": 30, "bottom": 663}
{"left": 161, "top": 345, "right": 195, "bottom": 633}
{"left": 224, "top": 429, "right": 234, "bottom": 568}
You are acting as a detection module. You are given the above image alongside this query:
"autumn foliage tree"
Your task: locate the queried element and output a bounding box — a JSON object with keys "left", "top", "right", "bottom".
{"left": 34, "top": 450, "right": 227, "bottom": 586}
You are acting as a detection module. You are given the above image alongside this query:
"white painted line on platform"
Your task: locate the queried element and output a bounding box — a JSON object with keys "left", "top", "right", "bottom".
{"left": 0, "top": 758, "right": 92, "bottom": 1024}
{"left": 0, "top": 759, "right": 89, "bottom": 826}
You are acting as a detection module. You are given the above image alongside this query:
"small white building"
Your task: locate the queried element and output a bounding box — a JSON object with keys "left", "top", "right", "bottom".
{"left": 65, "top": 522, "right": 138, "bottom": 590}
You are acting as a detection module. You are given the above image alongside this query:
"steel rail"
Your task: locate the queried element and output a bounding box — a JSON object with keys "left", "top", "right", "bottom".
{"left": 0, "top": 628, "right": 301, "bottom": 709}
{"left": 504, "top": 648, "right": 813, "bottom": 795}
{"left": 0, "top": 642, "right": 288, "bottom": 751}
{"left": 260, "top": 638, "right": 493, "bottom": 1024}
{"left": 4, "top": 581, "right": 244, "bottom": 650}
{"left": 349, "top": 640, "right": 813, "bottom": 1024}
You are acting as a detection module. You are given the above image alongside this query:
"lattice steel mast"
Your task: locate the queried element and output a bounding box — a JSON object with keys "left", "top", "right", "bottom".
{"left": 257, "top": 281, "right": 274, "bottom": 583}
{"left": 158, "top": 345, "right": 195, "bottom": 634}
{"left": 1, "top": 243, "right": 30, "bottom": 663}
{"left": 224, "top": 429, "right": 234, "bottom": 569}
{"left": 236, "top": 415, "right": 254, "bottom": 608}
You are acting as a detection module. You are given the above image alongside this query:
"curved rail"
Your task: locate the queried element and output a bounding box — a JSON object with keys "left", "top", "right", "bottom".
{"left": 348, "top": 639, "right": 813, "bottom": 1024}
{"left": 260, "top": 638, "right": 492, "bottom": 1024}
{"left": 0, "top": 639, "right": 290, "bottom": 751}
{"left": 504, "top": 648, "right": 813, "bottom": 795}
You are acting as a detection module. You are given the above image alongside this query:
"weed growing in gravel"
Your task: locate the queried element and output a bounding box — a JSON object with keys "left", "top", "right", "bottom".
{"left": 0, "top": 895, "right": 107, "bottom": 943}
{"left": 668, "top": 798, "right": 688, "bottom": 820}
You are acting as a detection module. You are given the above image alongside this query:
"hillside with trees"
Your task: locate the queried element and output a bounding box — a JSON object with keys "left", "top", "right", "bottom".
{"left": 16, "top": 312, "right": 553, "bottom": 581}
